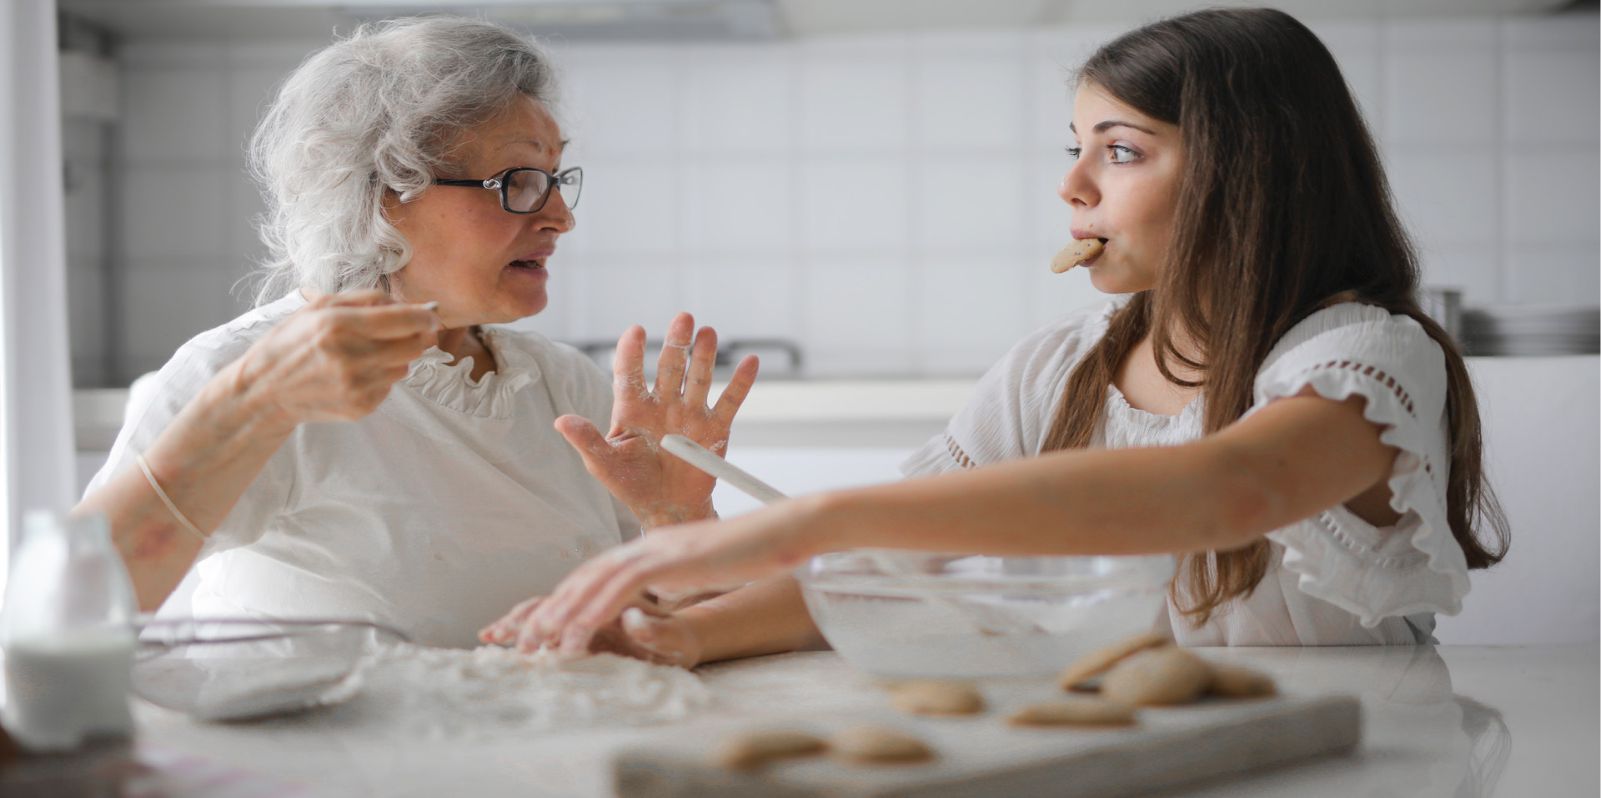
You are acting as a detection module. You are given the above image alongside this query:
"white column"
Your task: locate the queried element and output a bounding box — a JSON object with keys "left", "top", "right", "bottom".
{"left": 0, "top": 0, "right": 78, "bottom": 594}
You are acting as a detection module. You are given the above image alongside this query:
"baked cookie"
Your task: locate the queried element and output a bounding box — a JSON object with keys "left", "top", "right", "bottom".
{"left": 1007, "top": 698, "right": 1137, "bottom": 727}
{"left": 888, "top": 680, "right": 986, "bottom": 716}
{"left": 829, "top": 725, "right": 935, "bottom": 765}
{"left": 1100, "top": 646, "right": 1212, "bottom": 707}
{"left": 1057, "top": 632, "right": 1171, "bottom": 691}
{"left": 715, "top": 729, "right": 827, "bottom": 771}
{"left": 1207, "top": 662, "right": 1277, "bottom": 698}
{"left": 1050, "top": 238, "right": 1106, "bottom": 273}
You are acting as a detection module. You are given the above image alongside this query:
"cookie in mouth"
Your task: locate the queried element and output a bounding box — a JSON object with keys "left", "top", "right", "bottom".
{"left": 1050, "top": 238, "right": 1106, "bottom": 274}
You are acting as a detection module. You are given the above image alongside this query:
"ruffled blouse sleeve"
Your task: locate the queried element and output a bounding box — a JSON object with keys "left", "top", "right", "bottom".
{"left": 86, "top": 312, "right": 297, "bottom": 552}
{"left": 1248, "top": 303, "right": 1468, "bottom": 626}
{"left": 901, "top": 300, "right": 1123, "bottom": 477}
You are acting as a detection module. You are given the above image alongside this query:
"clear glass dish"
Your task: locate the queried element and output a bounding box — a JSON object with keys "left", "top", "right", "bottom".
{"left": 796, "top": 551, "right": 1176, "bottom": 679}
{"left": 131, "top": 617, "right": 408, "bottom": 721}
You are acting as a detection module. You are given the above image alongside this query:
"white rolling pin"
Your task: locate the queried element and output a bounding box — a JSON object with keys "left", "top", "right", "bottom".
{"left": 660, "top": 435, "right": 788, "bottom": 506}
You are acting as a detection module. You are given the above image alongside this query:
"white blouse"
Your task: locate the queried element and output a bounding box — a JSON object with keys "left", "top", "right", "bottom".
{"left": 87, "top": 292, "right": 638, "bottom": 648}
{"left": 902, "top": 297, "right": 1467, "bottom": 646}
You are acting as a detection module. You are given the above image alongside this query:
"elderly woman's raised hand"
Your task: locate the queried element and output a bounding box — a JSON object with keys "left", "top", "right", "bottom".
{"left": 233, "top": 290, "right": 441, "bottom": 426}
{"left": 555, "top": 312, "right": 758, "bottom": 529}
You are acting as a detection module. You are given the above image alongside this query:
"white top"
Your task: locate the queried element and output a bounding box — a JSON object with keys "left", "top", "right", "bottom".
{"left": 903, "top": 298, "right": 1468, "bottom": 646}
{"left": 87, "top": 292, "right": 638, "bottom": 648}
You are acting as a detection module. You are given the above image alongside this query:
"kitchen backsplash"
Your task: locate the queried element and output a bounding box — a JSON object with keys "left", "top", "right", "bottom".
{"left": 62, "top": 11, "right": 1599, "bottom": 385}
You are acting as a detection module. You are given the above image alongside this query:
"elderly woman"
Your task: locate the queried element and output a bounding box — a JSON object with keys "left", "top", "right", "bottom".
{"left": 75, "top": 17, "right": 756, "bottom": 648}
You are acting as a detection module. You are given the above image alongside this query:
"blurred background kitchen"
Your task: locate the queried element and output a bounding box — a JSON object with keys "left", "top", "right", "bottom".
{"left": 3, "top": 0, "right": 1596, "bottom": 644}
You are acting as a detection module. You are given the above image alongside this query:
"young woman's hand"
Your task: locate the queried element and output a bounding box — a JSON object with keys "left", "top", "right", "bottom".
{"left": 478, "top": 594, "right": 704, "bottom": 668}
{"left": 506, "top": 502, "right": 825, "bottom": 656}
{"left": 554, "top": 312, "right": 758, "bottom": 528}
{"left": 232, "top": 291, "right": 440, "bottom": 427}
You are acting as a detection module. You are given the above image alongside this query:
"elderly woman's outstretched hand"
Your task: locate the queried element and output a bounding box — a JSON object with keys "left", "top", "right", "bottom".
{"left": 555, "top": 312, "right": 758, "bottom": 528}
{"left": 233, "top": 290, "right": 441, "bottom": 427}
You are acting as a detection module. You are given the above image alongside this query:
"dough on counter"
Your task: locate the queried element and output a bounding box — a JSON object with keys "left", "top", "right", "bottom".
{"left": 887, "top": 680, "right": 986, "bottom": 716}
{"left": 829, "top": 725, "right": 935, "bottom": 765}
{"left": 1100, "top": 646, "right": 1212, "bottom": 707}
{"left": 1007, "top": 698, "right": 1137, "bottom": 727}
{"left": 1207, "top": 662, "right": 1277, "bottom": 698}
{"left": 715, "top": 729, "right": 828, "bottom": 771}
{"left": 1050, "top": 238, "right": 1106, "bottom": 273}
{"left": 1057, "top": 632, "right": 1172, "bottom": 691}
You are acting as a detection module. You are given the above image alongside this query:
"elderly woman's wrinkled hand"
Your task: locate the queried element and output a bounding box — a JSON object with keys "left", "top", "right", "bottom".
{"left": 555, "top": 311, "right": 758, "bottom": 528}
{"left": 233, "top": 290, "right": 441, "bottom": 427}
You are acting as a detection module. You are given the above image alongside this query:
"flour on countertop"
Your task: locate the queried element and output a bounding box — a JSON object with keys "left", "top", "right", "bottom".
{"left": 357, "top": 643, "right": 713, "bottom": 738}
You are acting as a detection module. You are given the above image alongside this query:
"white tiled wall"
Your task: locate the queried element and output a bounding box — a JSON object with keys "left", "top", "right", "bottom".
{"left": 78, "top": 10, "right": 1599, "bottom": 383}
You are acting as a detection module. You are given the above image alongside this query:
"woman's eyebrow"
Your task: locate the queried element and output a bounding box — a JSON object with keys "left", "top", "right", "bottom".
{"left": 1067, "top": 120, "right": 1159, "bottom": 136}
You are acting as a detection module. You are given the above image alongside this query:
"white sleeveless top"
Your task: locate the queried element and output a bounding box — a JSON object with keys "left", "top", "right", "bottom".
{"left": 87, "top": 292, "right": 638, "bottom": 648}
{"left": 902, "top": 298, "right": 1468, "bottom": 646}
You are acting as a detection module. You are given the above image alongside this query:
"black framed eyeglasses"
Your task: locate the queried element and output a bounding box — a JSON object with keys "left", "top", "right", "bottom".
{"left": 433, "top": 166, "right": 582, "bottom": 214}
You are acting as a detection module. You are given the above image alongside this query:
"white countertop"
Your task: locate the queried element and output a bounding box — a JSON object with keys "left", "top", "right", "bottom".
{"left": 16, "top": 644, "right": 1592, "bottom": 797}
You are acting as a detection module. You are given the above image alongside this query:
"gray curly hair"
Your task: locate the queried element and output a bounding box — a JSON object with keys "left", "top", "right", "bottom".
{"left": 247, "top": 16, "right": 560, "bottom": 304}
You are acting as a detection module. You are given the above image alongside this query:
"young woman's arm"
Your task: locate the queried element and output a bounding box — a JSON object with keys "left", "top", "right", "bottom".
{"left": 829, "top": 390, "right": 1397, "bottom": 558}
{"left": 511, "top": 392, "right": 1398, "bottom": 653}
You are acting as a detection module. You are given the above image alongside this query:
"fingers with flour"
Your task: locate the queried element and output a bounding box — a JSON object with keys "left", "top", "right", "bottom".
{"left": 653, "top": 312, "right": 695, "bottom": 398}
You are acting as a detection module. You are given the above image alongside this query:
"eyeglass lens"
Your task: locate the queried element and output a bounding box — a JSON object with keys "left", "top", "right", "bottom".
{"left": 505, "top": 169, "right": 581, "bottom": 212}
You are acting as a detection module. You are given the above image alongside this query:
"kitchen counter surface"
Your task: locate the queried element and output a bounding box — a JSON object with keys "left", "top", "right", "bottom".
{"left": 41, "top": 643, "right": 1595, "bottom": 797}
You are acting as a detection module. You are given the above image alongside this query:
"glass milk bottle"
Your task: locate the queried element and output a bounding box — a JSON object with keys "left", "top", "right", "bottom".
{"left": 1, "top": 511, "right": 137, "bottom": 751}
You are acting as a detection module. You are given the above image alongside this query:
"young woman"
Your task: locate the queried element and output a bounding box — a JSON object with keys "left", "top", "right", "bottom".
{"left": 482, "top": 7, "right": 1509, "bottom": 661}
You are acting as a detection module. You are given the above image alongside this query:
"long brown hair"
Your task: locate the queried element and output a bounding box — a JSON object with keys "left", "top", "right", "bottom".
{"left": 1042, "top": 8, "right": 1509, "bottom": 625}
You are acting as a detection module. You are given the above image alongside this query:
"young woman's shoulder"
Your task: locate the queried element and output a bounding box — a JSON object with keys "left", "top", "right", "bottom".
{"left": 1007, "top": 295, "right": 1130, "bottom": 376}
{"left": 900, "top": 296, "right": 1128, "bottom": 476}
{"left": 1253, "top": 301, "right": 1450, "bottom": 437}
{"left": 984, "top": 295, "right": 1129, "bottom": 412}
{"left": 1263, "top": 302, "right": 1441, "bottom": 368}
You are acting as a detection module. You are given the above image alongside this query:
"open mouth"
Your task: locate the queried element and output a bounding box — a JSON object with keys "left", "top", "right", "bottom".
{"left": 508, "top": 259, "right": 545, "bottom": 270}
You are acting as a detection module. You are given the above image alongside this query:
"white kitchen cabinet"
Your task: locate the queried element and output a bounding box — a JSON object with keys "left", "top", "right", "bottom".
{"left": 1430, "top": 356, "right": 1599, "bottom": 644}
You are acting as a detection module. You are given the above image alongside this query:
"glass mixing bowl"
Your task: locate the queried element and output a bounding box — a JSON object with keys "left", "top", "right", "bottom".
{"left": 132, "top": 617, "right": 408, "bottom": 721}
{"left": 796, "top": 551, "right": 1175, "bottom": 679}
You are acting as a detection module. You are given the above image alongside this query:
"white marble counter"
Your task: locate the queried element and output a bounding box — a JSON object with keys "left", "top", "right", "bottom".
{"left": 18, "top": 644, "right": 1589, "bottom": 797}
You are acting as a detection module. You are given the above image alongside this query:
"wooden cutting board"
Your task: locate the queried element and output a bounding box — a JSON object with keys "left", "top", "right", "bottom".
{"left": 613, "top": 693, "right": 1359, "bottom": 798}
